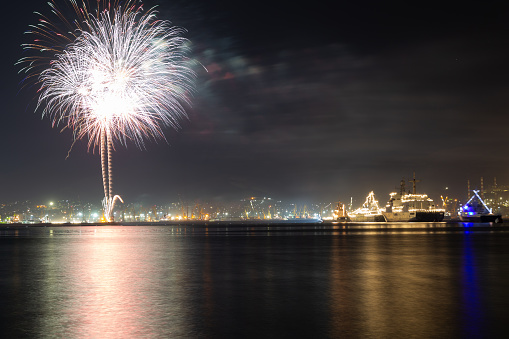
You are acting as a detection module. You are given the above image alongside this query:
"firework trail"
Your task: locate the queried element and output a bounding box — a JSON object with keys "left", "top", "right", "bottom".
{"left": 19, "top": 0, "right": 195, "bottom": 221}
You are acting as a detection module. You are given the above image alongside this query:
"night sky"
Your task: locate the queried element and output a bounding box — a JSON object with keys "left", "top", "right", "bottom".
{"left": 1, "top": 0, "right": 509, "bottom": 206}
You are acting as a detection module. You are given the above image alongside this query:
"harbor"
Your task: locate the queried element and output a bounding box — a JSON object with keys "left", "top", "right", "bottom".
{"left": 2, "top": 175, "right": 506, "bottom": 225}
{"left": 331, "top": 175, "right": 503, "bottom": 224}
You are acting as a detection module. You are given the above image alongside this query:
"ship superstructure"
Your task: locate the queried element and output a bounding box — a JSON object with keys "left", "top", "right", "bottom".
{"left": 332, "top": 201, "right": 350, "bottom": 221}
{"left": 349, "top": 191, "right": 385, "bottom": 222}
{"left": 383, "top": 176, "right": 444, "bottom": 222}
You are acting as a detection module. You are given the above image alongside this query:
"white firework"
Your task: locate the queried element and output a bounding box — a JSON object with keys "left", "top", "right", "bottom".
{"left": 20, "top": 1, "right": 195, "bottom": 222}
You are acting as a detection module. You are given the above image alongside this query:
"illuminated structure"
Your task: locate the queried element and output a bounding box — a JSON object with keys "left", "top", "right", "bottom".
{"left": 383, "top": 178, "right": 444, "bottom": 222}
{"left": 460, "top": 190, "right": 502, "bottom": 223}
{"left": 349, "top": 191, "right": 385, "bottom": 222}
{"left": 332, "top": 201, "right": 349, "bottom": 221}
{"left": 20, "top": 1, "right": 195, "bottom": 222}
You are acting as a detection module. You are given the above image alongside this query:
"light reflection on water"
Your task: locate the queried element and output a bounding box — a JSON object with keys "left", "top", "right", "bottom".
{"left": 0, "top": 224, "right": 509, "bottom": 338}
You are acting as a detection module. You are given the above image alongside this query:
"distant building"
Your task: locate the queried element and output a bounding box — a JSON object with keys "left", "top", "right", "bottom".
{"left": 484, "top": 182, "right": 509, "bottom": 217}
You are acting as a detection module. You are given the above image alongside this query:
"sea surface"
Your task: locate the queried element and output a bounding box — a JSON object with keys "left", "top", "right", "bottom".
{"left": 1, "top": 222, "right": 509, "bottom": 338}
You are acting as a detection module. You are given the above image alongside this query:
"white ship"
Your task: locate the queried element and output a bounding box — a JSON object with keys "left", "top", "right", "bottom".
{"left": 349, "top": 191, "right": 386, "bottom": 222}
{"left": 382, "top": 176, "right": 445, "bottom": 222}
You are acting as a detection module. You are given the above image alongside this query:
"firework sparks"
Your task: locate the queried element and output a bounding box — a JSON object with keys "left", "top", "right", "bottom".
{"left": 19, "top": 0, "right": 195, "bottom": 221}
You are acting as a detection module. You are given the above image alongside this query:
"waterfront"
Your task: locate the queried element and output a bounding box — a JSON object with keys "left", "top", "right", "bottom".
{"left": 1, "top": 223, "right": 508, "bottom": 338}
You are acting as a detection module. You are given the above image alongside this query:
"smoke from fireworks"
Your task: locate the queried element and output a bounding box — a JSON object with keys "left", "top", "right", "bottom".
{"left": 19, "top": 0, "right": 196, "bottom": 221}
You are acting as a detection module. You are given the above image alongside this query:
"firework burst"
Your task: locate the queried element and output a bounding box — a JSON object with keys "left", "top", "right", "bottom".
{"left": 19, "top": 0, "right": 195, "bottom": 221}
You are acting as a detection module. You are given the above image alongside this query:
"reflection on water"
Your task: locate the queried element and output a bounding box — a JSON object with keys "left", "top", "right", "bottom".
{"left": 0, "top": 225, "right": 509, "bottom": 337}
{"left": 462, "top": 232, "right": 481, "bottom": 338}
{"left": 36, "top": 230, "right": 186, "bottom": 337}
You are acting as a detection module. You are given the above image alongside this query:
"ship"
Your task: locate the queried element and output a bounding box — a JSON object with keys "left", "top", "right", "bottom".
{"left": 349, "top": 191, "right": 386, "bottom": 222}
{"left": 332, "top": 201, "right": 350, "bottom": 221}
{"left": 459, "top": 190, "right": 503, "bottom": 223}
{"left": 382, "top": 176, "right": 445, "bottom": 222}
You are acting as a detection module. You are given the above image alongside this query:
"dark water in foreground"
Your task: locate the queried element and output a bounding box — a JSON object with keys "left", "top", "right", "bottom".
{"left": 1, "top": 223, "right": 509, "bottom": 338}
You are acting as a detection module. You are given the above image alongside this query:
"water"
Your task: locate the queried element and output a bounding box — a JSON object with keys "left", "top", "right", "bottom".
{"left": 1, "top": 223, "right": 509, "bottom": 338}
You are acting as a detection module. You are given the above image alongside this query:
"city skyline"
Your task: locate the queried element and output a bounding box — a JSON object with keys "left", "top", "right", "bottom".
{"left": 4, "top": 176, "right": 509, "bottom": 223}
{"left": 2, "top": 0, "right": 509, "bottom": 206}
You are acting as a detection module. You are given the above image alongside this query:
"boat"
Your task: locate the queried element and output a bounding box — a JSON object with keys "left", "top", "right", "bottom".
{"left": 349, "top": 191, "right": 386, "bottom": 222}
{"left": 332, "top": 201, "right": 350, "bottom": 221}
{"left": 459, "top": 190, "right": 503, "bottom": 223}
{"left": 382, "top": 177, "right": 445, "bottom": 222}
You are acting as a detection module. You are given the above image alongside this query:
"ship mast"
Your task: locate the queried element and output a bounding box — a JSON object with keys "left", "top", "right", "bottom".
{"left": 467, "top": 180, "right": 471, "bottom": 199}
{"left": 481, "top": 176, "right": 484, "bottom": 199}
{"left": 412, "top": 172, "right": 420, "bottom": 194}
